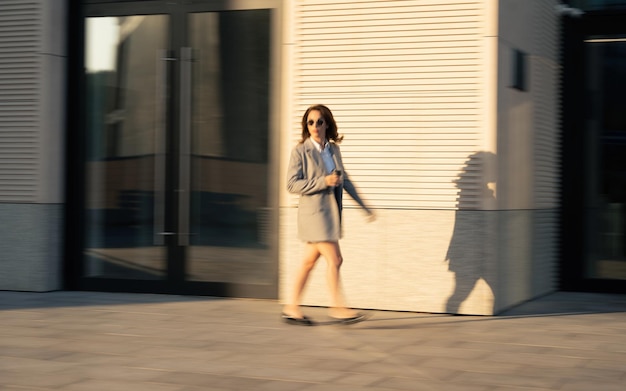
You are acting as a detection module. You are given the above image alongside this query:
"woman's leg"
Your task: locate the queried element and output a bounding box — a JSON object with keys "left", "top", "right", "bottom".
{"left": 316, "top": 241, "right": 357, "bottom": 318}
{"left": 283, "top": 243, "right": 320, "bottom": 318}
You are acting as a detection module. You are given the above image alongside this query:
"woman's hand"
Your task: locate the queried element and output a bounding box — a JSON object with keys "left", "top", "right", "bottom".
{"left": 325, "top": 173, "right": 341, "bottom": 187}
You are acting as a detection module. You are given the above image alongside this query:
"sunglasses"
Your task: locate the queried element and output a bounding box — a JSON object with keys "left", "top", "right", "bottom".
{"left": 307, "top": 119, "right": 325, "bottom": 127}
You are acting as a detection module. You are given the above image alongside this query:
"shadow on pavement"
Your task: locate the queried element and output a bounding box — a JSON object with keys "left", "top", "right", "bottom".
{"left": 356, "top": 292, "right": 626, "bottom": 330}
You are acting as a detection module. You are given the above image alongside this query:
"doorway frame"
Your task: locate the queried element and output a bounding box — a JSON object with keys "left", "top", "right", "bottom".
{"left": 64, "top": 0, "right": 283, "bottom": 299}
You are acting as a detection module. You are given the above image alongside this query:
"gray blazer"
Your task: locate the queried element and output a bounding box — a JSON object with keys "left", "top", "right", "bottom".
{"left": 287, "top": 138, "right": 371, "bottom": 242}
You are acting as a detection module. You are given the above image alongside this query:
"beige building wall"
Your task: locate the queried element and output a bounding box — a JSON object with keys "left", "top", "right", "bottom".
{"left": 280, "top": 0, "right": 496, "bottom": 315}
{"left": 0, "top": 0, "right": 66, "bottom": 291}
{"left": 495, "top": 0, "right": 561, "bottom": 310}
{"left": 279, "top": 0, "right": 561, "bottom": 315}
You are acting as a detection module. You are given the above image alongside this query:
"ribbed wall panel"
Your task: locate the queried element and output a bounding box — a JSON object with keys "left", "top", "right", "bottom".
{"left": 292, "top": 0, "right": 486, "bottom": 209}
{"left": 0, "top": 0, "right": 40, "bottom": 202}
{"left": 532, "top": 209, "right": 559, "bottom": 296}
{"left": 532, "top": 0, "right": 561, "bottom": 209}
{"left": 531, "top": 0, "right": 561, "bottom": 295}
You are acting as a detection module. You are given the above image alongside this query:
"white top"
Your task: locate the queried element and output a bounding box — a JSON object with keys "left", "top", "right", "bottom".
{"left": 311, "top": 138, "right": 336, "bottom": 174}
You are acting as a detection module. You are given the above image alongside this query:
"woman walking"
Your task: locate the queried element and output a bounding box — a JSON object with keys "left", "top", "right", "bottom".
{"left": 282, "top": 104, "right": 374, "bottom": 326}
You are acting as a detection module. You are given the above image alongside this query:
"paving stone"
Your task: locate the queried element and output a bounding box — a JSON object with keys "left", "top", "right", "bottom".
{"left": 584, "top": 358, "right": 626, "bottom": 371}
{"left": 418, "top": 356, "right": 523, "bottom": 375}
{"left": 58, "top": 365, "right": 167, "bottom": 382}
{"left": 254, "top": 379, "right": 318, "bottom": 391}
{"left": 0, "top": 370, "right": 84, "bottom": 388}
{"left": 302, "top": 384, "right": 398, "bottom": 391}
{"left": 62, "top": 379, "right": 185, "bottom": 391}
{"left": 152, "top": 371, "right": 273, "bottom": 389}
{"left": 515, "top": 365, "right": 624, "bottom": 382}
{"left": 372, "top": 376, "right": 490, "bottom": 391}
{"left": 449, "top": 370, "right": 562, "bottom": 389}
{"left": 240, "top": 365, "right": 345, "bottom": 383}
{"left": 307, "top": 358, "right": 366, "bottom": 372}
{"left": 560, "top": 380, "right": 626, "bottom": 391}
{"left": 334, "top": 372, "right": 386, "bottom": 387}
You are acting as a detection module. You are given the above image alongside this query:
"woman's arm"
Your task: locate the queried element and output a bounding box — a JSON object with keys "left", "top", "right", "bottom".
{"left": 333, "top": 144, "right": 374, "bottom": 217}
{"left": 286, "top": 147, "right": 328, "bottom": 195}
{"left": 343, "top": 174, "right": 373, "bottom": 215}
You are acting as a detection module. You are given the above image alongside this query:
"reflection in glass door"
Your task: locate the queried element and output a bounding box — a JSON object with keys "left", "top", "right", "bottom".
{"left": 186, "top": 11, "right": 273, "bottom": 284}
{"left": 84, "top": 15, "right": 169, "bottom": 280}
{"left": 584, "top": 37, "right": 626, "bottom": 280}
{"left": 81, "top": 2, "right": 278, "bottom": 296}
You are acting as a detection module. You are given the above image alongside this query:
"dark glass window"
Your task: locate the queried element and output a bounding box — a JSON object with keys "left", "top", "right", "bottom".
{"left": 568, "top": 0, "right": 626, "bottom": 10}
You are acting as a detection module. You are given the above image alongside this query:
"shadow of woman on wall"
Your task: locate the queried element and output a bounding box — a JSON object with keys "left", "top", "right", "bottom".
{"left": 444, "top": 151, "right": 497, "bottom": 314}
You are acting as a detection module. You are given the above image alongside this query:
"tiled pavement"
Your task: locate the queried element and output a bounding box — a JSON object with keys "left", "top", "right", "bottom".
{"left": 1, "top": 291, "right": 626, "bottom": 391}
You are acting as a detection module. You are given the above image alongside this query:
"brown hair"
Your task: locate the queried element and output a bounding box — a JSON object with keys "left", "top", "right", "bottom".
{"left": 299, "top": 104, "right": 343, "bottom": 144}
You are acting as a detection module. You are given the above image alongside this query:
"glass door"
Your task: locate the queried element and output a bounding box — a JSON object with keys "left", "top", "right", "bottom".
{"left": 83, "top": 13, "right": 169, "bottom": 281}
{"left": 561, "top": 10, "right": 626, "bottom": 292}
{"left": 583, "top": 36, "right": 626, "bottom": 280}
{"left": 79, "top": 1, "right": 278, "bottom": 297}
{"left": 185, "top": 10, "right": 273, "bottom": 285}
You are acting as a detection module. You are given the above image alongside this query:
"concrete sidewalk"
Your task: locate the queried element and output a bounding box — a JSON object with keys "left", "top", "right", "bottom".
{"left": 1, "top": 291, "right": 625, "bottom": 391}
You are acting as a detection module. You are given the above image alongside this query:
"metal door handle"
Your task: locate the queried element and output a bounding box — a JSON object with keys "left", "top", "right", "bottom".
{"left": 153, "top": 49, "right": 169, "bottom": 245}
{"left": 178, "top": 47, "right": 192, "bottom": 246}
